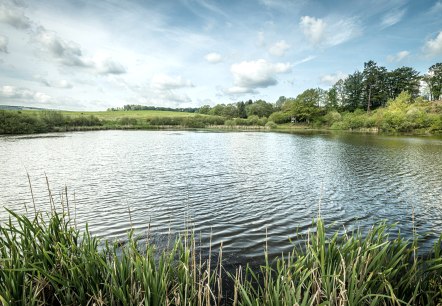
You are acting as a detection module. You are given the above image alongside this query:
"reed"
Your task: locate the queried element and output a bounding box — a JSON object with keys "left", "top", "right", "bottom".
{"left": 0, "top": 195, "right": 441, "bottom": 305}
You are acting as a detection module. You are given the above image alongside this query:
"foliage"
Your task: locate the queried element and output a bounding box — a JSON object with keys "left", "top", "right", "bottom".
{"left": 236, "top": 219, "right": 442, "bottom": 306}
{"left": 268, "top": 111, "right": 291, "bottom": 124}
{"left": 245, "top": 100, "right": 274, "bottom": 118}
{"left": 1, "top": 206, "right": 441, "bottom": 305}
{"left": 265, "top": 121, "right": 277, "bottom": 129}
{"left": 110, "top": 104, "right": 199, "bottom": 113}
{"left": 423, "top": 63, "right": 442, "bottom": 101}
{"left": 0, "top": 110, "right": 102, "bottom": 134}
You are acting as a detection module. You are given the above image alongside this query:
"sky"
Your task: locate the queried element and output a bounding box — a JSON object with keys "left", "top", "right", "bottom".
{"left": 0, "top": 0, "right": 441, "bottom": 110}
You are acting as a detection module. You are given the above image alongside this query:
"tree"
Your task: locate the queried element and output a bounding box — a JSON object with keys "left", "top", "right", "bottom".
{"left": 236, "top": 101, "right": 247, "bottom": 118}
{"left": 386, "top": 67, "right": 421, "bottom": 100}
{"left": 333, "top": 79, "right": 346, "bottom": 109}
{"left": 245, "top": 100, "right": 274, "bottom": 118}
{"left": 326, "top": 87, "right": 339, "bottom": 110}
{"left": 424, "top": 63, "right": 442, "bottom": 101}
{"left": 275, "top": 96, "right": 287, "bottom": 110}
{"left": 198, "top": 105, "right": 211, "bottom": 115}
{"left": 295, "top": 88, "right": 320, "bottom": 106}
{"left": 342, "top": 71, "right": 364, "bottom": 111}
{"left": 363, "top": 60, "right": 388, "bottom": 111}
{"left": 222, "top": 103, "right": 239, "bottom": 118}
{"left": 209, "top": 104, "right": 226, "bottom": 116}
{"left": 282, "top": 89, "right": 321, "bottom": 123}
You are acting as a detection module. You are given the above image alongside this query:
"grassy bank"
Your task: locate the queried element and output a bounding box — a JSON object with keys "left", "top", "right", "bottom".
{"left": 0, "top": 110, "right": 227, "bottom": 134}
{"left": 1, "top": 204, "right": 441, "bottom": 305}
{"left": 1, "top": 94, "right": 442, "bottom": 135}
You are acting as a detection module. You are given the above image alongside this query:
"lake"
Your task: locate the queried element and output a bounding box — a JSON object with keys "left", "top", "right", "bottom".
{"left": 1, "top": 130, "right": 441, "bottom": 265}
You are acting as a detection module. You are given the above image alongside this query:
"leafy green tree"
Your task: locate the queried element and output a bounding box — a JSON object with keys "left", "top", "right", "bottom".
{"left": 245, "top": 100, "right": 274, "bottom": 118}
{"left": 424, "top": 63, "right": 442, "bottom": 101}
{"left": 198, "top": 105, "right": 211, "bottom": 115}
{"left": 386, "top": 67, "right": 421, "bottom": 100}
{"left": 236, "top": 101, "right": 247, "bottom": 118}
{"left": 363, "top": 60, "right": 388, "bottom": 111}
{"left": 333, "top": 79, "right": 346, "bottom": 109}
{"left": 342, "top": 71, "right": 364, "bottom": 111}
{"left": 275, "top": 96, "right": 287, "bottom": 110}
{"left": 222, "top": 103, "right": 239, "bottom": 118}
{"left": 326, "top": 87, "right": 339, "bottom": 110}
{"left": 283, "top": 89, "right": 321, "bottom": 123}
{"left": 209, "top": 104, "right": 226, "bottom": 116}
{"left": 295, "top": 88, "right": 320, "bottom": 106}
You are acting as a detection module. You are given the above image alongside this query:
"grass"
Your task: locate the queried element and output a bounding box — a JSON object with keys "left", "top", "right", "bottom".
{"left": 22, "top": 110, "right": 199, "bottom": 121}
{"left": 0, "top": 187, "right": 441, "bottom": 305}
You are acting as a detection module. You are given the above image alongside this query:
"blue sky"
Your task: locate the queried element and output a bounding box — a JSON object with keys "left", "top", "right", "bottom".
{"left": 0, "top": 0, "right": 441, "bottom": 110}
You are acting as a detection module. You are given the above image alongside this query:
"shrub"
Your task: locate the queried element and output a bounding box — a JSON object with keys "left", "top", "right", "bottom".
{"left": 119, "top": 117, "right": 138, "bottom": 126}
{"left": 268, "top": 111, "right": 291, "bottom": 124}
{"left": 265, "top": 121, "right": 277, "bottom": 129}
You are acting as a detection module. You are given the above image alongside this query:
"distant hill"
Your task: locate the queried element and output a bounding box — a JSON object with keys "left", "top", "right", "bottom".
{"left": 0, "top": 105, "right": 48, "bottom": 111}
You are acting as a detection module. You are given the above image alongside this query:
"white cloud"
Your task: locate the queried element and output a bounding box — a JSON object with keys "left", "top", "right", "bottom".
{"left": 34, "top": 75, "right": 73, "bottom": 89}
{"left": 205, "top": 52, "right": 222, "bottom": 63}
{"left": 151, "top": 74, "right": 194, "bottom": 90}
{"left": 387, "top": 50, "right": 410, "bottom": 62}
{"left": 33, "top": 27, "right": 91, "bottom": 67}
{"left": 0, "top": 35, "right": 8, "bottom": 53}
{"left": 381, "top": 9, "right": 406, "bottom": 28}
{"left": 227, "top": 59, "right": 291, "bottom": 94}
{"left": 33, "top": 27, "right": 126, "bottom": 75}
{"left": 95, "top": 57, "right": 127, "bottom": 75}
{"left": 156, "top": 91, "right": 191, "bottom": 104}
{"left": 299, "top": 16, "right": 360, "bottom": 48}
{"left": 0, "top": 85, "right": 53, "bottom": 104}
{"left": 423, "top": 31, "right": 442, "bottom": 57}
{"left": 320, "top": 71, "right": 347, "bottom": 86}
{"left": 300, "top": 16, "right": 326, "bottom": 45}
{"left": 293, "top": 55, "right": 316, "bottom": 66}
{"left": 0, "top": 2, "right": 31, "bottom": 29}
{"left": 268, "top": 40, "right": 290, "bottom": 56}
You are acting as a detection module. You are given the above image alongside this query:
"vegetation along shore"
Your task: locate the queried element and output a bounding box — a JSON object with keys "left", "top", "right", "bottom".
{"left": 1, "top": 61, "right": 441, "bottom": 136}
{"left": 1, "top": 201, "right": 441, "bottom": 305}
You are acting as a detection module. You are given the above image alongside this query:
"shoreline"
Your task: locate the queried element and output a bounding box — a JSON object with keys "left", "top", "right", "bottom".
{"left": 1, "top": 123, "right": 441, "bottom": 137}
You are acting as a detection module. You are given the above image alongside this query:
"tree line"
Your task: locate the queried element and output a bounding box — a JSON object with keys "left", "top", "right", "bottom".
{"left": 108, "top": 105, "right": 199, "bottom": 113}
{"left": 197, "top": 61, "right": 442, "bottom": 125}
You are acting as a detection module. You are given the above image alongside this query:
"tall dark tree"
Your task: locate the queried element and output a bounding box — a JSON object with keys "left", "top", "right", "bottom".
{"left": 386, "top": 67, "right": 421, "bottom": 100}
{"left": 424, "top": 63, "right": 442, "bottom": 101}
{"left": 363, "top": 60, "right": 388, "bottom": 111}
{"left": 326, "top": 87, "right": 339, "bottom": 110}
{"left": 236, "top": 101, "right": 247, "bottom": 118}
{"left": 343, "top": 71, "right": 364, "bottom": 111}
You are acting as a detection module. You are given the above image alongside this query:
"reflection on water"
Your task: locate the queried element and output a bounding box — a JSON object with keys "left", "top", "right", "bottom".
{"left": 0, "top": 130, "right": 441, "bottom": 263}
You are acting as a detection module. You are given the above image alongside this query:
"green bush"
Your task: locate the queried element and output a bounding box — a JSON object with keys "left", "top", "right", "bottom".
{"left": 265, "top": 121, "right": 277, "bottom": 129}
{"left": 268, "top": 111, "right": 291, "bottom": 124}
{"left": 323, "top": 110, "right": 342, "bottom": 126}
{"left": 119, "top": 117, "right": 138, "bottom": 125}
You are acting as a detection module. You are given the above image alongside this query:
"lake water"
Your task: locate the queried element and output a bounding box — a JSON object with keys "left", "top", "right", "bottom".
{"left": 1, "top": 130, "right": 442, "bottom": 264}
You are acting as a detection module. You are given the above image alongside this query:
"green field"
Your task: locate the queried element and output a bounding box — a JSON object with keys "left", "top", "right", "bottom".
{"left": 22, "top": 109, "right": 198, "bottom": 121}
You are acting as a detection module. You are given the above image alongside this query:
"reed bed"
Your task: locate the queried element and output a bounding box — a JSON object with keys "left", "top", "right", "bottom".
{"left": 0, "top": 198, "right": 441, "bottom": 305}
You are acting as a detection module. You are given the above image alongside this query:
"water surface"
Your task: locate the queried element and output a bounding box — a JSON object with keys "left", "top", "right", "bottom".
{"left": 1, "top": 130, "right": 441, "bottom": 263}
